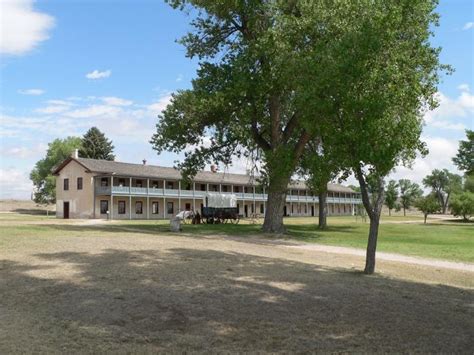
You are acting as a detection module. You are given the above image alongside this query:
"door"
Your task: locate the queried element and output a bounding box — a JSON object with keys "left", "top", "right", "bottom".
{"left": 63, "top": 202, "right": 70, "bottom": 219}
{"left": 185, "top": 203, "right": 191, "bottom": 211}
{"left": 244, "top": 205, "right": 248, "bottom": 217}
{"left": 283, "top": 206, "right": 287, "bottom": 217}
{"left": 311, "top": 205, "right": 314, "bottom": 217}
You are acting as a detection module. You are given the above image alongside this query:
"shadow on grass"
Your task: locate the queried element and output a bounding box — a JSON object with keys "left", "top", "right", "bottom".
{"left": 1, "top": 247, "right": 472, "bottom": 353}
{"left": 12, "top": 208, "right": 55, "bottom": 216}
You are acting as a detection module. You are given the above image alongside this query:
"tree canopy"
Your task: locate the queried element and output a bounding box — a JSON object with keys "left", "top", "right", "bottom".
{"left": 79, "top": 127, "right": 115, "bottom": 161}
{"left": 422, "top": 169, "right": 462, "bottom": 214}
{"left": 414, "top": 194, "right": 440, "bottom": 223}
{"left": 151, "top": 1, "right": 358, "bottom": 233}
{"left": 30, "top": 137, "right": 82, "bottom": 204}
{"left": 452, "top": 129, "right": 473, "bottom": 176}
{"left": 384, "top": 180, "right": 399, "bottom": 216}
{"left": 399, "top": 179, "right": 423, "bottom": 216}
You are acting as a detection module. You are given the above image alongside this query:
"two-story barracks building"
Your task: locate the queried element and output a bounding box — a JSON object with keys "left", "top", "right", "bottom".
{"left": 53, "top": 154, "right": 362, "bottom": 219}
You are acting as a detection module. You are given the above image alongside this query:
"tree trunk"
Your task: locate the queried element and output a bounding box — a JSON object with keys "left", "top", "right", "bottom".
{"left": 388, "top": 208, "right": 391, "bottom": 216}
{"left": 262, "top": 190, "right": 287, "bottom": 233}
{"left": 424, "top": 213, "right": 427, "bottom": 224}
{"left": 355, "top": 168, "right": 385, "bottom": 275}
{"left": 318, "top": 191, "right": 327, "bottom": 229}
{"left": 364, "top": 214, "right": 380, "bottom": 274}
{"left": 403, "top": 207, "right": 406, "bottom": 216}
{"left": 443, "top": 193, "right": 450, "bottom": 215}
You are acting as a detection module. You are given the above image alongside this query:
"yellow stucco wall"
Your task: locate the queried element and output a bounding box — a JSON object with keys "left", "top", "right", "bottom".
{"left": 55, "top": 160, "right": 95, "bottom": 218}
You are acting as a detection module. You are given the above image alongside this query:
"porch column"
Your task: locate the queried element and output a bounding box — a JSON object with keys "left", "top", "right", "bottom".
{"left": 219, "top": 183, "right": 222, "bottom": 193}
{"left": 129, "top": 177, "right": 132, "bottom": 220}
{"left": 93, "top": 176, "right": 96, "bottom": 219}
{"left": 146, "top": 179, "right": 150, "bottom": 220}
{"left": 253, "top": 186, "right": 256, "bottom": 216}
{"left": 110, "top": 176, "right": 113, "bottom": 220}
{"left": 163, "top": 197, "right": 166, "bottom": 219}
{"left": 192, "top": 182, "right": 196, "bottom": 212}
{"left": 178, "top": 181, "right": 181, "bottom": 212}
{"left": 290, "top": 189, "right": 292, "bottom": 216}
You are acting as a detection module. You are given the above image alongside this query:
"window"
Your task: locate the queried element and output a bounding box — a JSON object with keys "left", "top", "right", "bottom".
{"left": 260, "top": 204, "right": 264, "bottom": 213}
{"left": 167, "top": 202, "right": 174, "bottom": 214}
{"left": 101, "top": 178, "right": 108, "bottom": 187}
{"left": 100, "top": 200, "right": 108, "bottom": 214}
{"left": 222, "top": 185, "right": 228, "bottom": 192}
{"left": 234, "top": 186, "right": 240, "bottom": 193}
{"left": 118, "top": 178, "right": 125, "bottom": 187}
{"left": 151, "top": 181, "right": 159, "bottom": 188}
{"left": 136, "top": 180, "right": 143, "bottom": 187}
{"left": 167, "top": 182, "right": 174, "bottom": 189}
{"left": 152, "top": 202, "right": 159, "bottom": 214}
{"left": 201, "top": 184, "right": 206, "bottom": 191}
{"left": 251, "top": 204, "right": 254, "bottom": 213}
{"left": 118, "top": 201, "right": 126, "bottom": 214}
{"left": 63, "top": 178, "right": 69, "bottom": 191}
{"left": 77, "top": 177, "right": 83, "bottom": 190}
{"left": 185, "top": 203, "right": 191, "bottom": 211}
{"left": 135, "top": 201, "right": 143, "bottom": 214}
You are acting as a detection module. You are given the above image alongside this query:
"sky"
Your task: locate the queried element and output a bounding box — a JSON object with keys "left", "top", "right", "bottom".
{"left": 0, "top": 0, "right": 473, "bottom": 199}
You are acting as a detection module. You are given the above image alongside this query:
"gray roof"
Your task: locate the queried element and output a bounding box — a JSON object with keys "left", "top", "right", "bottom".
{"left": 60, "top": 157, "right": 356, "bottom": 193}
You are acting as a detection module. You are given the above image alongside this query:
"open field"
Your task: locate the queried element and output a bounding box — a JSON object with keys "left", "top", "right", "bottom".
{"left": 107, "top": 216, "right": 473, "bottom": 263}
{"left": 1, "top": 213, "right": 473, "bottom": 353}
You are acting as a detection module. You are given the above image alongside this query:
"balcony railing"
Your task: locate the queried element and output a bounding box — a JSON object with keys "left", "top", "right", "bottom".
{"left": 95, "top": 186, "right": 361, "bottom": 204}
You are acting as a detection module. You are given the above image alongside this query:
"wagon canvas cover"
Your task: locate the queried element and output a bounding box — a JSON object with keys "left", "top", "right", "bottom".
{"left": 206, "top": 193, "right": 237, "bottom": 208}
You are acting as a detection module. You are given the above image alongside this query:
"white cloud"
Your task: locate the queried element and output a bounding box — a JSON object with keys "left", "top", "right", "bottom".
{"left": 18, "top": 89, "right": 45, "bottom": 95}
{"left": 389, "top": 136, "right": 461, "bottom": 190}
{"left": 65, "top": 105, "right": 122, "bottom": 118}
{"left": 85, "top": 69, "right": 111, "bottom": 79}
{"left": 457, "top": 84, "right": 470, "bottom": 92}
{"left": 424, "top": 90, "right": 474, "bottom": 131}
{"left": 147, "top": 94, "right": 172, "bottom": 114}
{"left": 101, "top": 96, "right": 133, "bottom": 106}
{"left": 0, "top": 143, "right": 47, "bottom": 159}
{"left": 0, "top": 167, "right": 33, "bottom": 199}
{"left": 462, "top": 22, "right": 474, "bottom": 30}
{"left": 46, "top": 99, "right": 74, "bottom": 106}
{"left": 0, "top": 0, "right": 54, "bottom": 55}
{"left": 176, "top": 74, "right": 183, "bottom": 82}
{"left": 35, "top": 105, "right": 69, "bottom": 114}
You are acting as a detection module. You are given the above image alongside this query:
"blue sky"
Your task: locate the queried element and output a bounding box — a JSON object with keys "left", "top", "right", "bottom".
{"left": 1, "top": 0, "right": 473, "bottom": 199}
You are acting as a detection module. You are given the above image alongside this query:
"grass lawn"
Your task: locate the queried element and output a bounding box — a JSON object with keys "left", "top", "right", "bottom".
{"left": 105, "top": 216, "right": 474, "bottom": 263}
{"left": 1, "top": 212, "right": 473, "bottom": 353}
{"left": 1, "top": 214, "right": 472, "bottom": 263}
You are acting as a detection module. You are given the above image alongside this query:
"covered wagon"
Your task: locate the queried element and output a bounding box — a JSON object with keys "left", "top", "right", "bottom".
{"left": 202, "top": 192, "right": 240, "bottom": 224}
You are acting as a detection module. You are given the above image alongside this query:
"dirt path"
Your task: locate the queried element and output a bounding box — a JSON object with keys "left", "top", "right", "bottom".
{"left": 285, "top": 243, "right": 474, "bottom": 272}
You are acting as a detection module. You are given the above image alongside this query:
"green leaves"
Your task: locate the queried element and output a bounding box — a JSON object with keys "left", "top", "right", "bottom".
{"left": 30, "top": 137, "right": 82, "bottom": 204}
{"left": 79, "top": 127, "right": 115, "bottom": 161}
{"left": 452, "top": 130, "right": 474, "bottom": 175}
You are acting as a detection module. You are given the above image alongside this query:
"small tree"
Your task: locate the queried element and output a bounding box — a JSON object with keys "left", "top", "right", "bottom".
{"left": 30, "top": 137, "right": 82, "bottom": 204}
{"left": 452, "top": 129, "right": 473, "bottom": 175}
{"left": 414, "top": 195, "right": 439, "bottom": 224}
{"left": 422, "top": 169, "right": 462, "bottom": 214}
{"left": 399, "top": 179, "right": 423, "bottom": 216}
{"left": 385, "top": 180, "right": 399, "bottom": 216}
{"left": 79, "top": 127, "right": 115, "bottom": 160}
{"left": 449, "top": 192, "right": 474, "bottom": 221}
{"left": 299, "top": 139, "right": 343, "bottom": 229}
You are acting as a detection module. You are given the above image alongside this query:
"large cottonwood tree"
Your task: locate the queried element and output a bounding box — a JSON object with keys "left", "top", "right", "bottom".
{"left": 151, "top": 1, "right": 348, "bottom": 233}
{"left": 299, "top": 0, "right": 446, "bottom": 273}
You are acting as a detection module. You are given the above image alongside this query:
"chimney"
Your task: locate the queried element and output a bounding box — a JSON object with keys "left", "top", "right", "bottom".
{"left": 72, "top": 149, "right": 79, "bottom": 159}
{"left": 210, "top": 165, "right": 217, "bottom": 173}
{"left": 142, "top": 159, "right": 147, "bottom": 165}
